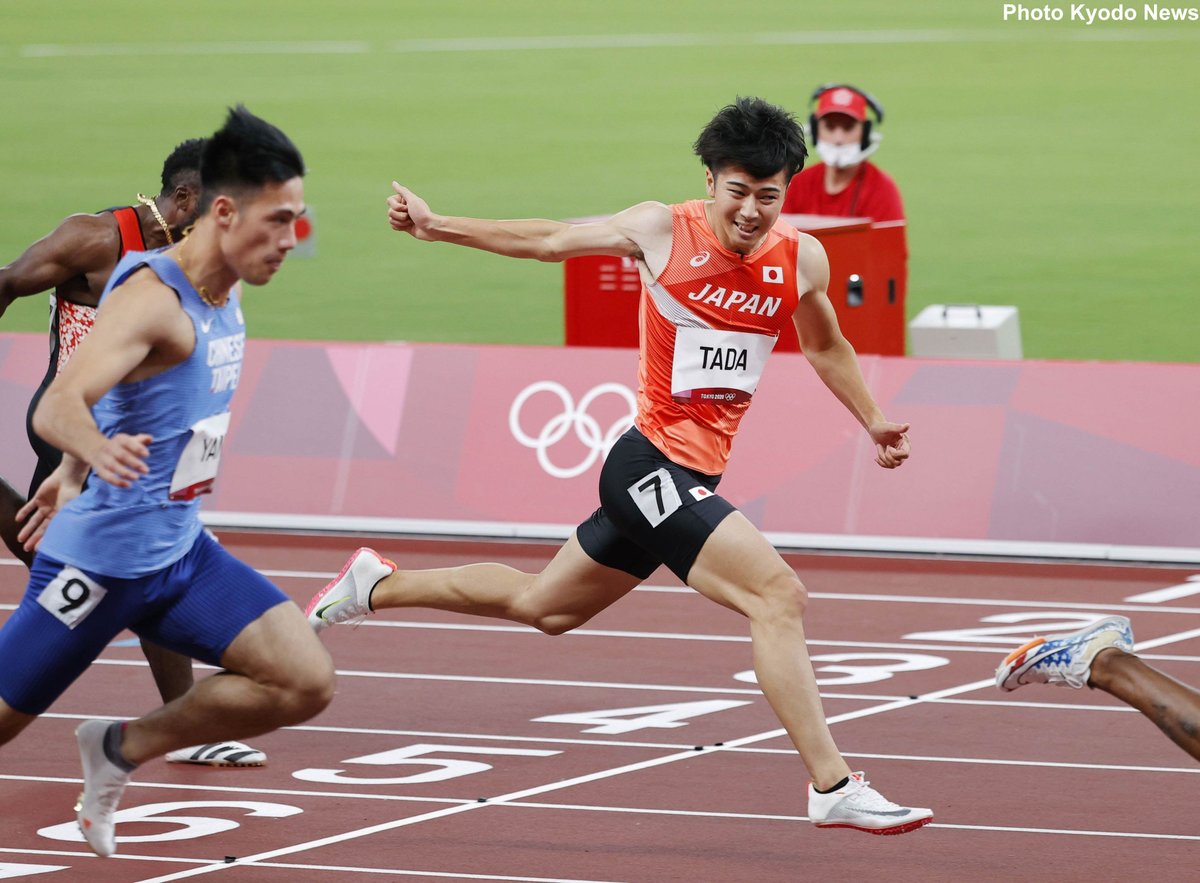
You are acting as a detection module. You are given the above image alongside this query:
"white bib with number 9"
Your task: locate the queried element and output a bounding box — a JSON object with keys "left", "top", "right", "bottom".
{"left": 37, "top": 566, "right": 107, "bottom": 629}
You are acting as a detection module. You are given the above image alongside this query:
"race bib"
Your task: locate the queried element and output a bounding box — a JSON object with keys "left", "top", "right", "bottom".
{"left": 37, "top": 566, "right": 107, "bottom": 629}
{"left": 670, "top": 327, "right": 777, "bottom": 404}
{"left": 169, "top": 412, "right": 231, "bottom": 501}
{"left": 628, "top": 468, "right": 682, "bottom": 528}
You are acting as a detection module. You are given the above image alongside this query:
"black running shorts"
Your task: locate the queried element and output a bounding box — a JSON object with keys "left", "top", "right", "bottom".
{"left": 576, "top": 426, "right": 736, "bottom": 582}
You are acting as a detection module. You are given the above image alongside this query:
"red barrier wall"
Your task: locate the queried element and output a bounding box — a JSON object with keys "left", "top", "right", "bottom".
{"left": 3, "top": 333, "right": 1198, "bottom": 554}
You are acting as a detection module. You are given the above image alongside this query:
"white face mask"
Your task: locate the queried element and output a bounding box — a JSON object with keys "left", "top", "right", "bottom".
{"left": 815, "top": 140, "right": 865, "bottom": 169}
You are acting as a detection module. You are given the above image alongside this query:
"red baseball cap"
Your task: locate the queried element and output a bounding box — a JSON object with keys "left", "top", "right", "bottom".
{"left": 815, "top": 86, "right": 867, "bottom": 121}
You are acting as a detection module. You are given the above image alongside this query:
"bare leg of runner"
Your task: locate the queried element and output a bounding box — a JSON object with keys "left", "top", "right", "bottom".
{"left": 684, "top": 512, "right": 850, "bottom": 789}
{"left": 139, "top": 638, "right": 196, "bottom": 703}
{"left": 119, "top": 604, "right": 333, "bottom": 762}
{"left": 367, "top": 518, "right": 848, "bottom": 788}
{"left": 0, "top": 477, "right": 33, "bottom": 566}
{"left": 369, "top": 533, "right": 642, "bottom": 636}
{"left": 311, "top": 522, "right": 931, "bottom": 831}
{"left": 1088, "top": 648, "right": 1200, "bottom": 762}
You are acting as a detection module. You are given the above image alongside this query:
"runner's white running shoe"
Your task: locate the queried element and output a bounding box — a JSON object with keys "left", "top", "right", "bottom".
{"left": 808, "top": 772, "right": 933, "bottom": 835}
{"left": 995, "top": 614, "right": 1134, "bottom": 692}
{"left": 165, "top": 742, "right": 267, "bottom": 767}
{"left": 306, "top": 547, "right": 396, "bottom": 632}
{"left": 75, "top": 720, "right": 131, "bottom": 857}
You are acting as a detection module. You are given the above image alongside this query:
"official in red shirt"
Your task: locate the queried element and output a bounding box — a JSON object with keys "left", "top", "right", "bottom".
{"left": 783, "top": 84, "right": 905, "bottom": 222}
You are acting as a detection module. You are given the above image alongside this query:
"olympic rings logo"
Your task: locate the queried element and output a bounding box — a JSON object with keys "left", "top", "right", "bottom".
{"left": 509, "top": 381, "right": 636, "bottom": 479}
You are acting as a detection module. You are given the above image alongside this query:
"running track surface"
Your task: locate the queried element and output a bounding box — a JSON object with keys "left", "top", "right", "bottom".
{"left": 2, "top": 532, "right": 1198, "bottom": 883}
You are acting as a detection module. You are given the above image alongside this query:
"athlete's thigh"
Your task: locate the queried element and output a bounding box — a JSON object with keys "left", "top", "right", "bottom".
{"left": 526, "top": 532, "right": 644, "bottom": 622}
{"left": 219, "top": 599, "right": 331, "bottom": 687}
{"left": 685, "top": 511, "right": 797, "bottom": 616}
{"left": 135, "top": 532, "right": 291, "bottom": 668}
{"left": 26, "top": 378, "right": 62, "bottom": 499}
{"left": 596, "top": 428, "right": 735, "bottom": 582}
{"left": 0, "top": 555, "right": 140, "bottom": 715}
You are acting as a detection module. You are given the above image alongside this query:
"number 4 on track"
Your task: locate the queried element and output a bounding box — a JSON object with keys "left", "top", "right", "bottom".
{"left": 533, "top": 700, "right": 750, "bottom": 735}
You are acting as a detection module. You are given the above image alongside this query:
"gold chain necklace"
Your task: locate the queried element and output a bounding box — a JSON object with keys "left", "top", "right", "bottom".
{"left": 176, "top": 233, "right": 225, "bottom": 309}
{"left": 135, "top": 193, "right": 173, "bottom": 245}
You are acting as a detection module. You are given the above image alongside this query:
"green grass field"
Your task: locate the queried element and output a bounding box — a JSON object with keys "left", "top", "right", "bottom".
{"left": 2, "top": 1, "right": 1197, "bottom": 362}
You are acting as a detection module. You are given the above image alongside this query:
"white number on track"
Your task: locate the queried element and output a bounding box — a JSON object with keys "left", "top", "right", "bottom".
{"left": 905, "top": 612, "right": 1113, "bottom": 645}
{"left": 293, "top": 743, "right": 560, "bottom": 785}
{"left": 735, "top": 653, "right": 949, "bottom": 686}
{"left": 533, "top": 700, "right": 751, "bottom": 734}
{"left": 1125, "top": 575, "right": 1200, "bottom": 603}
{"left": 38, "top": 801, "right": 300, "bottom": 845}
{"left": 0, "top": 863, "right": 70, "bottom": 878}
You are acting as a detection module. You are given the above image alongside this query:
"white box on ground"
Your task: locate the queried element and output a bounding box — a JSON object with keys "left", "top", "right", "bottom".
{"left": 908, "top": 304, "right": 1023, "bottom": 359}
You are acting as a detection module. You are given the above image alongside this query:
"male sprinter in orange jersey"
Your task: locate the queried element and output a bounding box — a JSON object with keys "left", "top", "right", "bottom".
{"left": 308, "top": 97, "right": 932, "bottom": 834}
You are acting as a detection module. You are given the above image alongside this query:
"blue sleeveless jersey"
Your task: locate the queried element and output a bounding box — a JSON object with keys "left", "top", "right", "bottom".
{"left": 38, "top": 250, "right": 245, "bottom": 578}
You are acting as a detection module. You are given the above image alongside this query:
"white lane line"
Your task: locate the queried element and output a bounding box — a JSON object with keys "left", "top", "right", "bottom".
{"left": 23, "top": 555, "right": 1200, "bottom": 615}
{"left": 0, "top": 847, "right": 617, "bottom": 882}
{"left": 42, "top": 710, "right": 1191, "bottom": 770}
{"left": 0, "top": 773, "right": 473, "bottom": 806}
{"left": 836, "top": 752, "right": 1198, "bottom": 775}
{"left": 808, "top": 593, "right": 1200, "bottom": 616}
{"left": 301, "top": 619, "right": 1200, "bottom": 659}
{"left": 254, "top": 566, "right": 1200, "bottom": 618}
{"left": 17, "top": 564, "right": 1200, "bottom": 616}
{"left": 82, "top": 650, "right": 1198, "bottom": 698}
{"left": 810, "top": 625, "right": 1200, "bottom": 729}
{"left": 909, "top": 823, "right": 1200, "bottom": 841}
{"left": 0, "top": 845, "right": 208, "bottom": 866}
{"left": 246, "top": 864, "right": 623, "bottom": 882}
{"left": 9, "top": 728, "right": 1195, "bottom": 803}
{"left": 31, "top": 709, "right": 1148, "bottom": 752}
{"left": 1129, "top": 626, "right": 1200, "bottom": 652}
{"left": 257, "top": 568, "right": 339, "bottom": 579}
{"left": 503, "top": 804, "right": 1200, "bottom": 841}
{"left": 69, "top": 656, "right": 1035, "bottom": 694}
{"left": 19, "top": 41, "right": 371, "bottom": 57}
{"left": 1125, "top": 575, "right": 1200, "bottom": 603}
{"left": 12, "top": 597, "right": 1200, "bottom": 628}
{"left": 324, "top": 667, "right": 768, "bottom": 695}
{"left": 17, "top": 28, "right": 1199, "bottom": 60}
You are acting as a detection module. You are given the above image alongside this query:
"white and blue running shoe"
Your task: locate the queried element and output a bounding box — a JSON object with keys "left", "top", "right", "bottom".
{"left": 996, "top": 615, "right": 1134, "bottom": 692}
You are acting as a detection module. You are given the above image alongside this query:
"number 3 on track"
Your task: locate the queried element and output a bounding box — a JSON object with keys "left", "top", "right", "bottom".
{"left": 736, "top": 653, "right": 949, "bottom": 686}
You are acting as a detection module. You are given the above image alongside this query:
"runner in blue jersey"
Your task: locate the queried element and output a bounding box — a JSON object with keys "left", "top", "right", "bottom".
{"left": 0, "top": 106, "right": 332, "bottom": 859}
{"left": 0, "top": 138, "right": 268, "bottom": 769}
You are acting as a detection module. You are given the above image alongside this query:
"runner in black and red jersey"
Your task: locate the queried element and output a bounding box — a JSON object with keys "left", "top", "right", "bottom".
{"left": 0, "top": 138, "right": 267, "bottom": 768}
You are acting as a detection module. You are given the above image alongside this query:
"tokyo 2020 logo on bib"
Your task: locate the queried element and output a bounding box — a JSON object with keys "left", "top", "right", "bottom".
{"left": 509, "top": 381, "right": 636, "bottom": 479}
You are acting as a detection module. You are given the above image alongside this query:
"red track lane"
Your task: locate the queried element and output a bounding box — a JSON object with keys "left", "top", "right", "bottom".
{"left": 1, "top": 533, "right": 1198, "bottom": 882}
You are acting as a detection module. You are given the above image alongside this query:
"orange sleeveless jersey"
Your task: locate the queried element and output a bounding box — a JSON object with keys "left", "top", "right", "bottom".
{"left": 635, "top": 200, "right": 801, "bottom": 475}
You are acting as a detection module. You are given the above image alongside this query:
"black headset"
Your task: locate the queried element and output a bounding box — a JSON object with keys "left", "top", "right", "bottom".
{"left": 808, "top": 83, "right": 885, "bottom": 151}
